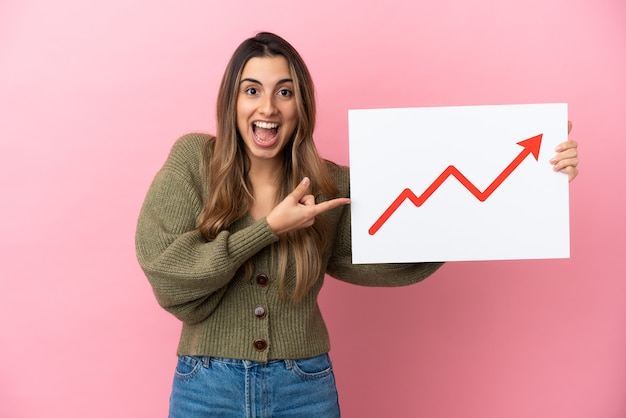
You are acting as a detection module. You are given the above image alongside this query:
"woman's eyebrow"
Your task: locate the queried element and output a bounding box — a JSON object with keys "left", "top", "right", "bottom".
{"left": 240, "top": 77, "right": 294, "bottom": 85}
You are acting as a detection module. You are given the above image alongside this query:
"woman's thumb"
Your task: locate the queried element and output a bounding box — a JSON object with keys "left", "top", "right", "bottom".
{"left": 291, "top": 177, "right": 311, "bottom": 200}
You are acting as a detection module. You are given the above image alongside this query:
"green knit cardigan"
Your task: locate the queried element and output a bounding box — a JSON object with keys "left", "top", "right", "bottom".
{"left": 135, "top": 133, "right": 442, "bottom": 362}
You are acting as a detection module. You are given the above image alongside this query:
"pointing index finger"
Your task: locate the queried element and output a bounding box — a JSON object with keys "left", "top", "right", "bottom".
{"left": 313, "top": 197, "right": 351, "bottom": 215}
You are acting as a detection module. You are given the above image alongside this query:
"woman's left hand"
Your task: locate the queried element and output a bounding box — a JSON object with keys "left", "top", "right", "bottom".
{"left": 550, "top": 120, "right": 579, "bottom": 182}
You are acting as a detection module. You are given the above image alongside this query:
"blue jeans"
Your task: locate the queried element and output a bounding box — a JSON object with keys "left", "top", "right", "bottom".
{"left": 169, "top": 354, "right": 341, "bottom": 417}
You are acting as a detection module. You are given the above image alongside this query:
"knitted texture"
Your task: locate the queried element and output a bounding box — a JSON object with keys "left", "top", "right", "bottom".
{"left": 136, "top": 133, "right": 443, "bottom": 361}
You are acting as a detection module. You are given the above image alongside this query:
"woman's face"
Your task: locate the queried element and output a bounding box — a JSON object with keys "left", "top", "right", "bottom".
{"left": 236, "top": 55, "right": 298, "bottom": 166}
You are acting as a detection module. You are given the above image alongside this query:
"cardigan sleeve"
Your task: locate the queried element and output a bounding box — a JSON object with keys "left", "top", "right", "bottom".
{"left": 135, "top": 135, "right": 279, "bottom": 323}
{"left": 325, "top": 166, "right": 444, "bottom": 286}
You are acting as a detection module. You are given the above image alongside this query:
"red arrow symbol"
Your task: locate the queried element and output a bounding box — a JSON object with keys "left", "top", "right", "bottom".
{"left": 368, "top": 134, "right": 543, "bottom": 235}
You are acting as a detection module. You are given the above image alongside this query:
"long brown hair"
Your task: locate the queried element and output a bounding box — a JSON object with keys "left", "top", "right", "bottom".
{"left": 197, "top": 32, "right": 339, "bottom": 302}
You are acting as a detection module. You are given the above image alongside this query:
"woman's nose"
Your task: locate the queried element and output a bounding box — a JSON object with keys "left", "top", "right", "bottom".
{"left": 259, "top": 94, "right": 277, "bottom": 115}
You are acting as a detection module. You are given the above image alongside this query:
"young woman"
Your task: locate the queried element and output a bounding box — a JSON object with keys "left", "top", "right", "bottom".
{"left": 135, "top": 32, "right": 579, "bottom": 417}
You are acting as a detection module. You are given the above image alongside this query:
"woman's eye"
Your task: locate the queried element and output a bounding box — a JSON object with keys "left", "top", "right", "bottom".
{"left": 245, "top": 87, "right": 258, "bottom": 95}
{"left": 277, "top": 89, "right": 293, "bottom": 97}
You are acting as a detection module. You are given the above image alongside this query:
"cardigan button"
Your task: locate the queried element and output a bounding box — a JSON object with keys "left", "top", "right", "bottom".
{"left": 253, "top": 339, "right": 267, "bottom": 351}
{"left": 256, "top": 274, "right": 269, "bottom": 287}
{"left": 254, "top": 306, "right": 267, "bottom": 319}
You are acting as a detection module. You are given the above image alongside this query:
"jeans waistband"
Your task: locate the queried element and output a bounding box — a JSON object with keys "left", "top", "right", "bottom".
{"left": 208, "top": 356, "right": 287, "bottom": 368}
{"left": 189, "top": 353, "right": 329, "bottom": 370}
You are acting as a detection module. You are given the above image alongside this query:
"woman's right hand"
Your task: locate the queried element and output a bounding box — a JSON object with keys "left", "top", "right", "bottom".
{"left": 266, "top": 177, "right": 351, "bottom": 235}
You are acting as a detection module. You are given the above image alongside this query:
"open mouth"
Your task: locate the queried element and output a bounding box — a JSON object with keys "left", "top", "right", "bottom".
{"left": 252, "top": 121, "right": 279, "bottom": 146}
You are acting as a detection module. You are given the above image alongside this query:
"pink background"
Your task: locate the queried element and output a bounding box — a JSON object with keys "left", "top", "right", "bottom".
{"left": 1, "top": 0, "right": 624, "bottom": 417}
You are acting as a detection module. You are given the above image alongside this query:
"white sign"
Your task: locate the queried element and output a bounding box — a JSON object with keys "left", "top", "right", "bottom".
{"left": 348, "top": 103, "right": 570, "bottom": 263}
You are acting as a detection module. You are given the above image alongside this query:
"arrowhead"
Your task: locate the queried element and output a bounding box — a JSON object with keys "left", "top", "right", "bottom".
{"left": 516, "top": 134, "right": 542, "bottom": 160}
